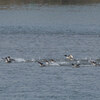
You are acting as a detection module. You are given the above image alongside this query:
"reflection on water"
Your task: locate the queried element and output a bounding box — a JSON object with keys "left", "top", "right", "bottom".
{"left": 0, "top": 0, "right": 100, "bottom": 6}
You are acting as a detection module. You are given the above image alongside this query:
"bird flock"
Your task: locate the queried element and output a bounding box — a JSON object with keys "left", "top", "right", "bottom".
{"left": 1, "top": 54, "right": 100, "bottom": 68}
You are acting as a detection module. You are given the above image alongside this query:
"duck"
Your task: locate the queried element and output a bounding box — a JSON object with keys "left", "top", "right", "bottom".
{"left": 45, "top": 60, "right": 49, "bottom": 65}
{"left": 2, "top": 56, "right": 15, "bottom": 63}
{"left": 64, "top": 54, "right": 74, "bottom": 60}
{"left": 90, "top": 60, "right": 97, "bottom": 66}
{"left": 5, "top": 57, "right": 12, "bottom": 63}
{"left": 37, "top": 61, "right": 46, "bottom": 67}
{"left": 72, "top": 63, "right": 80, "bottom": 68}
{"left": 49, "top": 59, "right": 55, "bottom": 63}
{"left": 41, "top": 59, "right": 49, "bottom": 65}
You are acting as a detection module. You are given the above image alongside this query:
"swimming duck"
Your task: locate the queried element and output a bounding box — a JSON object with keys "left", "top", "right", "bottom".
{"left": 5, "top": 57, "right": 12, "bottom": 63}
{"left": 41, "top": 59, "right": 49, "bottom": 65}
{"left": 72, "top": 63, "right": 80, "bottom": 68}
{"left": 3, "top": 56, "right": 15, "bottom": 63}
{"left": 90, "top": 60, "right": 97, "bottom": 66}
{"left": 37, "top": 61, "right": 46, "bottom": 67}
{"left": 64, "top": 54, "right": 74, "bottom": 60}
{"left": 49, "top": 59, "right": 55, "bottom": 63}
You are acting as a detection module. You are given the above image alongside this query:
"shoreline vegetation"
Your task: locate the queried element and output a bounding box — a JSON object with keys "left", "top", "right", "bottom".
{"left": 0, "top": 0, "right": 100, "bottom": 5}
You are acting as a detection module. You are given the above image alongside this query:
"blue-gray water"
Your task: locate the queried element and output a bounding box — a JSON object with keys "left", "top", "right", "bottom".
{"left": 0, "top": 3, "right": 100, "bottom": 100}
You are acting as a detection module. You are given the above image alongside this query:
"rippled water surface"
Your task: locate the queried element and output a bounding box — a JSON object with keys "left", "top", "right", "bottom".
{"left": 0, "top": 2, "right": 100, "bottom": 100}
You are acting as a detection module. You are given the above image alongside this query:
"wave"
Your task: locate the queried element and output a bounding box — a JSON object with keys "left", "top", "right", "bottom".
{"left": 1, "top": 57, "right": 100, "bottom": 67}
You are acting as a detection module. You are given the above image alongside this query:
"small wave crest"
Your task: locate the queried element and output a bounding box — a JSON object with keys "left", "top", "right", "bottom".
{"left": 1, "top": 57, "right": 100, "bottom": 67}
{"left": 14, "top": 58, "right": 26, "bottom": 62}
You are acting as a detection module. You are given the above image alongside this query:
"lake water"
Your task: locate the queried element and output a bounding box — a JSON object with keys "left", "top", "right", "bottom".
{"left": 0, "top": 1, "right": 100, "bottom": 100}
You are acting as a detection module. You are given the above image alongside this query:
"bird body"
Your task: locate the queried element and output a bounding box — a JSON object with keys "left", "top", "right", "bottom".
{"left": 64, "top": 54, "right": 74, "bottom": 60}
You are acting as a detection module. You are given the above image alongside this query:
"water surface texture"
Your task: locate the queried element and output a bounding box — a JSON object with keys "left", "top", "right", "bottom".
{"left": 0, "top": 1, "right": 100, "bottom": 100}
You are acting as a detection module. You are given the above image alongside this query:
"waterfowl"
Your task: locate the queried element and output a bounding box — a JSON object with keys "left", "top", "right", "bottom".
{"left": 5, "top": 57, "right": 12, "bottom": 63}
{"left": 49, "top": 59, "right": 55, "bottom": 63}
{"left": 2, "top": 56, "right": 15, "bottom": 63}
{"left": 72, "top": 63, "right": 80, "bottom": 68}
{"left": 41, "top": 59, "right": 49, "bottom": 65}
{"left": 37, "top": 61, "right": 45, "bottom": 67}
{"left": 64, "top": 54, "right": 74, "bottom": 60}
{"left": 90, "top": 60, "right": 97, "bottom": 66}
{"left": 45, "top": 60, "right": 49, "bottom": 65}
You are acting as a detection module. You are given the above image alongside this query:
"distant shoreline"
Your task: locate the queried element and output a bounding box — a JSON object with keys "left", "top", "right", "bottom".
{"left": 0, "top": 0, "right": 100, "bottom": 5}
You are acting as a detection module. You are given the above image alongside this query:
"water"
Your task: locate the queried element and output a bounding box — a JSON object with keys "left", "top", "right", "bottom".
{"left": 0, "top": 1, "right": 100, "bottom": 100}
